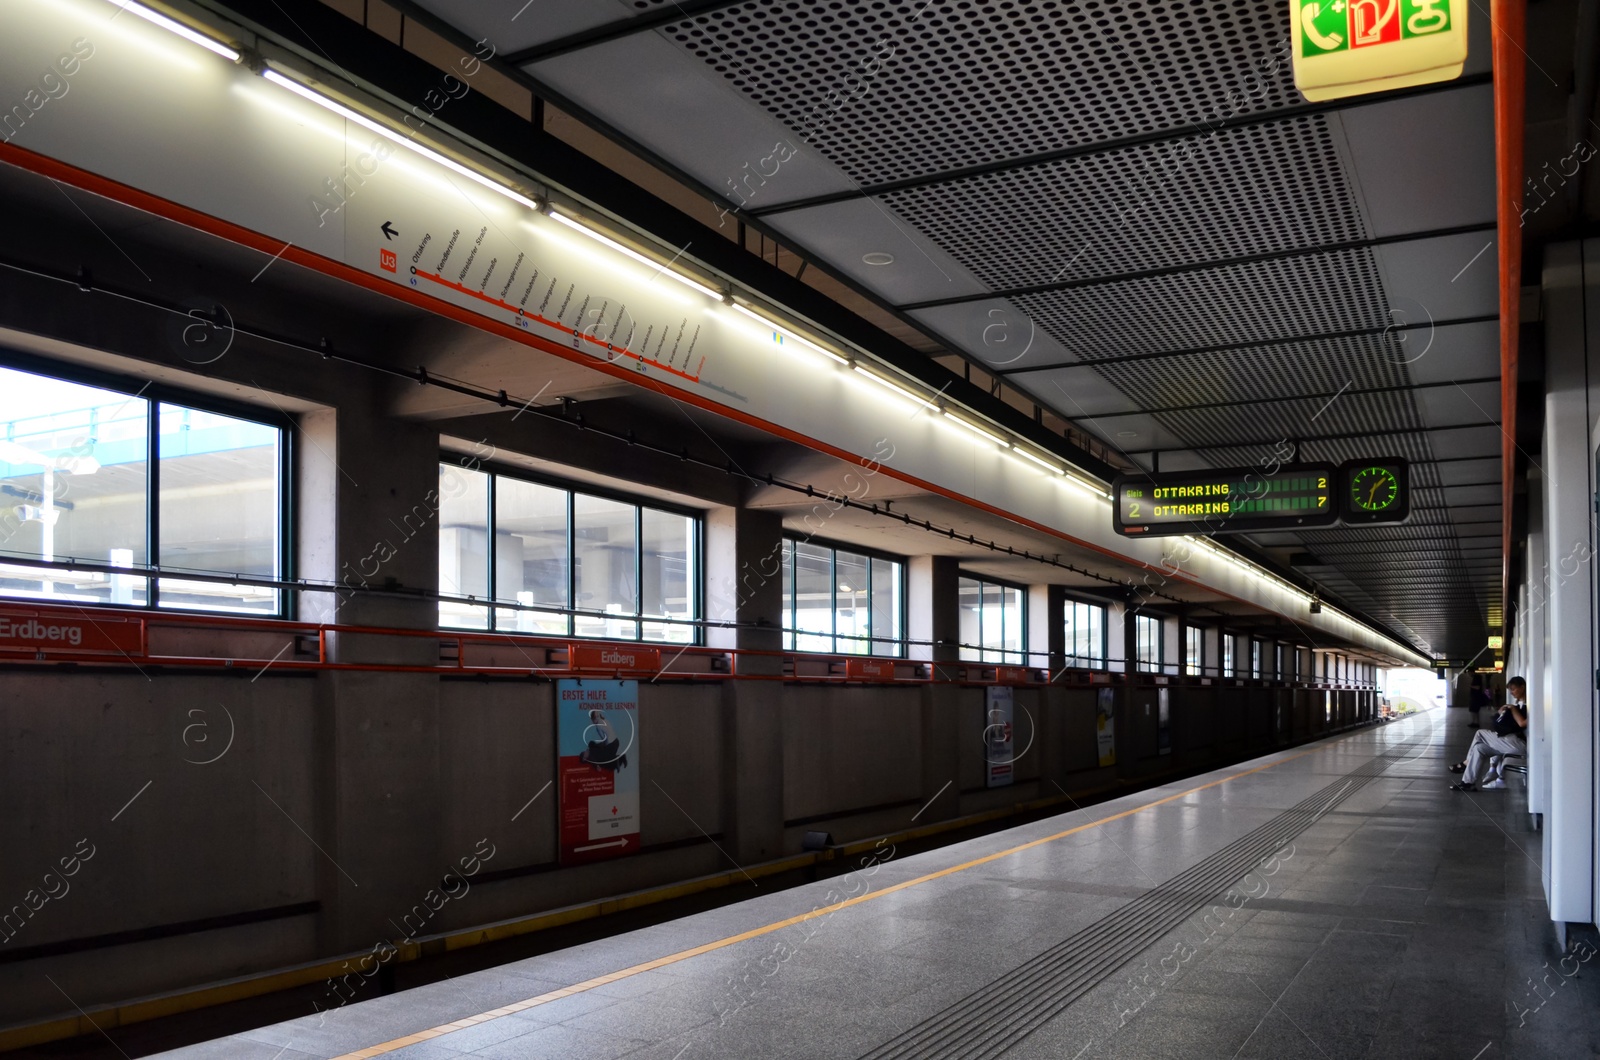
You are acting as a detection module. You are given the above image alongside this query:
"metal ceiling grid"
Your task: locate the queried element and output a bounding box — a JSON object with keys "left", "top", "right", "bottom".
{"left": 1017, "top": 332, "right": 1436, "bottom": 409}
{"left": 1008, "top": 247, "right": 1391, "bottom": 358}
{"left": 406, "top": 0, "right": 1498, "bottom": 653}
{"left": 881, "top": 115, "right": 1369, "bottom": 290}
{"left": 660, "top": 0, "right": 1300, "bottom": 186}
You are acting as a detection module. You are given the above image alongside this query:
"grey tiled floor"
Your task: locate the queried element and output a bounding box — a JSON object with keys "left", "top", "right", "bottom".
{"left": 159, "top": 711, "right": 1600, "bottom": 1059}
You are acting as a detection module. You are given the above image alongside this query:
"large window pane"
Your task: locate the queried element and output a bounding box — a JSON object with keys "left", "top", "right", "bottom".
{"left": 156, "top": 405, "right": 279, "bottom": 613}
{"left": 494, "top": 477, "right": 568, "bottom": 636}
{"left": 1136, "top": 614, "right": 1161, "bottom": 672}
{"left": 1065, "top": 600, "right": 1105, "bottom": 669}
{"left": 869, "top": 557, "right": 902, "bottom": 657}
{"left": 959, "top": 575, "right": 1025, "bottom": 665}
{"left": 0, "top": 369, "right": 148, "bottom": 605}
{"left": 834, "top": 549, "right": 870, "bottom": 654}
{"left": 780, "top": 539, "right": 795, "bottom": 650}
{"left": 438, "top": 462, "right": 490, "bottom": 629}
{"left": 641, "top": 507, "right": 695, "bottom": 644}
{"left": 573, "top": 493, "right": 637, "bottom": 640}
{"left": 792, "top": 540, "right": 832, "bottom": 652}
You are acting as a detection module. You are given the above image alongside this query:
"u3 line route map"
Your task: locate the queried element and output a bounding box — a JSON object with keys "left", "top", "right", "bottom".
{"left": 391, "top": 224, "right": 753, "bottom": 403}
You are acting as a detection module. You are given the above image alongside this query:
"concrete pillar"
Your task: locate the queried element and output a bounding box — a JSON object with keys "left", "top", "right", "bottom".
{"left": 1028, "top": 583, "right": 1066, "bottom": 673}
{"left": 909, "top": 556, "right": 961, "bottom": 823}
{"left": 908, "top": 555, "right": 960, "bottom": 667}
{"left": 1537, "top": 239, "right": 1598, "bottom": 935}
{"left": 704, "top": 507, "right": 785, "bottom": 862}
{"left": 296, "top": 400, "right": 444, "bottom": 953}
{"left": 1525, "top": 464, "right": 1550, "bottom": 818}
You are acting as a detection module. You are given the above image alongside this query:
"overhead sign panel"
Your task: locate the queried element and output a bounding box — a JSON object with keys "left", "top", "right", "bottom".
{"left": 1291, "top": 0, "right": 1468, "bottom": 101}
{"left": 1112, "top": 464, "right": 1337, "bottom": 537}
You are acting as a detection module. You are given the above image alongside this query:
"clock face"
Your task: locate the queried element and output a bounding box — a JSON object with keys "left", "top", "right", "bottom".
{"left": 1350, "top": 466, "right": 1400, "bottom": 512}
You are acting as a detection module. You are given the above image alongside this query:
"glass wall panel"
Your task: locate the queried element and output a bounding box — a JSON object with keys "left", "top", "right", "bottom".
{"left": 959, "top": 575, "right": 1025, "bottom": 665}
{"left": 494, "top": 476, "right": 568, "bottom": 635}
{"left": 869, "top": 557, "right": 902, "bottom": 656}
{"left": 1065, "top": 600, "right": 1105, "bottom": 669}
{"left": 573, "top": 493, "right": 638, "bottom": 641}
{"left": 438, "top": 462, "right": 490, "bottom": 629}
{"left": 792, "top": 539, "right": 833, "bottom": 653}
{"left": 640, "top": 507, "right": 695, "bottom": 643}
{"left": 0, "top": 368, "right": 149, "bottom": 605}
{"left": 834, "top": 549, "right": 870, "bottom": 653}
{"left": 1135, "top": 613, "right": 1162, "bottom": 672}
{"left": 157, "top": 405, "right": 280, "bottom": 613}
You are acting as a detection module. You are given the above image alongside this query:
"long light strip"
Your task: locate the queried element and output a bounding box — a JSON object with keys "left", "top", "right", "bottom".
{"left": 940, "top": 410, "right": 1006, "bottom": 447}
{"left": 852, "top": 365, "right": 937, "bottom": 410}
{"left": 545, "top": 207, "right": 723, "bottom": 300}
{"left": 261, "top": 68, "right": 542, "bottom": 212}
{"left": 105, "top": 0, "right": 241, "bottom": 61}
{"left": 728, "top": 301, "right": 848, "bottom": 365}
{"left": 1010, "top": 446, "right": 1065, "bottom": 475}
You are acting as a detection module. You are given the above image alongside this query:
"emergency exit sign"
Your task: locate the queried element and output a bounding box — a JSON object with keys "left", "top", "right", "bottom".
{"left": 1291, "top": 0, "right": 1468, "bottom": 101}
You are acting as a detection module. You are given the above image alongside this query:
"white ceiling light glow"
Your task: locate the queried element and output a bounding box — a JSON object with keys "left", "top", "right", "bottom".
{"left": 104, "top": 0, "right": 241, "bottom": 61}
{"left": 261, "top": 67, "right": 541, "bottom": 212}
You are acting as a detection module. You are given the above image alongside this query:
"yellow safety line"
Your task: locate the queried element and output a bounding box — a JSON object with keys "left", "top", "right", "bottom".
{"left": 331, "top": 742, "right": 1332, "bottom": 1059}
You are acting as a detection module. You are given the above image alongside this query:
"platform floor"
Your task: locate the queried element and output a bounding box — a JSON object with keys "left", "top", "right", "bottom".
{"left": 158, "top": 710, "right": 1599, "bottom": 1060}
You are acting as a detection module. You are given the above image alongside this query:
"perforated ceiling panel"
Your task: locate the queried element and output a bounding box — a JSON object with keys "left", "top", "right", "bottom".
{"left": 1010, "top": 248, "right": 1390, "bottom": 359}
{"left": 463, "top": 0, "right": 1501, "bottom": 653}
{"left": 661, "top": 0, "right": 1300, "bottom": 185}
{"left": 1015, "top": 333, "right": 1426, "bottom": 409}
{"left": 883, "top": 116, "right": 1368, "bottom": 289}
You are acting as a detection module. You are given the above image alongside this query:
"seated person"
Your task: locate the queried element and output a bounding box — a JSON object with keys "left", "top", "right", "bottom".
{"left": 1450, "top": 676, "right": 1527, "bottom": 792}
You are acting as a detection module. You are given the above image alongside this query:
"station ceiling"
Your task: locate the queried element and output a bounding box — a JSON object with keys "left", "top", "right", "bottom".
{"left": 377, "top": 0, "right": 1509, "bottom": 660}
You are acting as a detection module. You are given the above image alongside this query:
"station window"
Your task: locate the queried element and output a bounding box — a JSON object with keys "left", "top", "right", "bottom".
{"left": 779, "top": 539, "right": 903, "bottom": 655}
{"left": 1251, "top": 640, "right": 1264, "bottom": 679}
{"left": 1223, "top": 633, "right": 1235, "bottom": 677}
{"left": 958, "top": 574, "right": 1025, "bottom": 664}
{"left": 1135, "top": 613, "right": 1162, "bottom": 672}
{"left": 1063, "top": 598, "right": 1105, "bottom": 669}
{"left": 1185, "top": 625, "right": 1205, "bottom": 676}
{"left": 0, "top": 364, "right": 284, "bottom": 614}
{"left": 437, "top": 461, "right": 699, "bottom": 643}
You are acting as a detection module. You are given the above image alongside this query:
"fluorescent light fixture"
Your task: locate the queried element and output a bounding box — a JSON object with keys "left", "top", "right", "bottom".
{"left": 940, "top": 410, "right": 1006, "bottom": 447}
{"left": 1063, "top": 473, "right": 1110, "bottom": 501}
{"left": 106, "top": 0, "right": 241, "bottom": 61}
{"left": 729, "top": 302, "right": 848, "bottom": 365}
{"left": 261, "top": 68, "right": 541, "bottom": 212}
{"left": 852, "top": 365, "right": 937, "bottom": 410}
{"left": 545, "top": 207, "right": 723, "bottom": 300}
{"left": 1011, "top": 446, "right": 1065, "bottom": 475}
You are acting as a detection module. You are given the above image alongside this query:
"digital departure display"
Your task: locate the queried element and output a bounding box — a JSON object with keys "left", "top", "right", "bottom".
{"left": 1112, "top": 464, "right": 1338, "bottom": 537}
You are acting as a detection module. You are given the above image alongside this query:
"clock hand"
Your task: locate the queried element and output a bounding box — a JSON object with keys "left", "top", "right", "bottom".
{"left": 1366, "top": 480, "right": 1382, "bottom": 505}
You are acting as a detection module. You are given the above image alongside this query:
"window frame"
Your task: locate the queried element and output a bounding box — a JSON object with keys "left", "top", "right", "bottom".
{"left": 957, "top": 571, "right": 1028, "bottom": 665}
{"left": 0, "top": 352, "right": 293, "bottom": 618}
{"left": 1134, "top": 612, "right": 1163, "bottom": 673}
{"left": 779, "top": 533, "right": 907, "bottom": 657}
{"left": 441, "top": 453, "right": 704, "bottom": 644}
{"left": 1184, "top": 624, "right": 1205, "bottom": 677}
{"left": 1062, "top": 595, "right": 1107, "bottom": 670}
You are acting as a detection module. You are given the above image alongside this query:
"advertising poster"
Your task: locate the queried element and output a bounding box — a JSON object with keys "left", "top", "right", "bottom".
{"left": 556, "top": 680, "right": 640, "bottom": 864}
{"left": 1158, "top": 688, "right": 1172, "bottom": 755}
{"left": 984, "top": 686, "right": 1015, "bottom": 788}
{"left": 1096, "top": 687, "right": 1117, "bottom": 766}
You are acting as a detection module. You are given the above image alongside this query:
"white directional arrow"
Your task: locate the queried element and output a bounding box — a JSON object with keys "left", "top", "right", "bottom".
{"left": 573, "top": 838, "right": 630, "bottom": 852}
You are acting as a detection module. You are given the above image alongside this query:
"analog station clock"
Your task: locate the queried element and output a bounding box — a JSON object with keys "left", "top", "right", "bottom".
{"left": 1339, "top": 460, "right": 1409, "bottom": 523}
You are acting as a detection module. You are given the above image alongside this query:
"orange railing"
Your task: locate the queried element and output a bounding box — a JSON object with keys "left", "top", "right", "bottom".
{"left": 0, "top": 600, "right": 1377, "bottom": 691}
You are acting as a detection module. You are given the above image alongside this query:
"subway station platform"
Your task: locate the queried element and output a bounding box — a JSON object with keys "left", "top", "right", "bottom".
{"left": 154, "top": 711, "right": 1595, "bottom": 1060}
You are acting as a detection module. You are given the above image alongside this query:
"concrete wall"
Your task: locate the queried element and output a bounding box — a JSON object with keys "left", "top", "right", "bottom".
{"left": 0, "top": 665, "right": 1373, "bottom": 1027}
